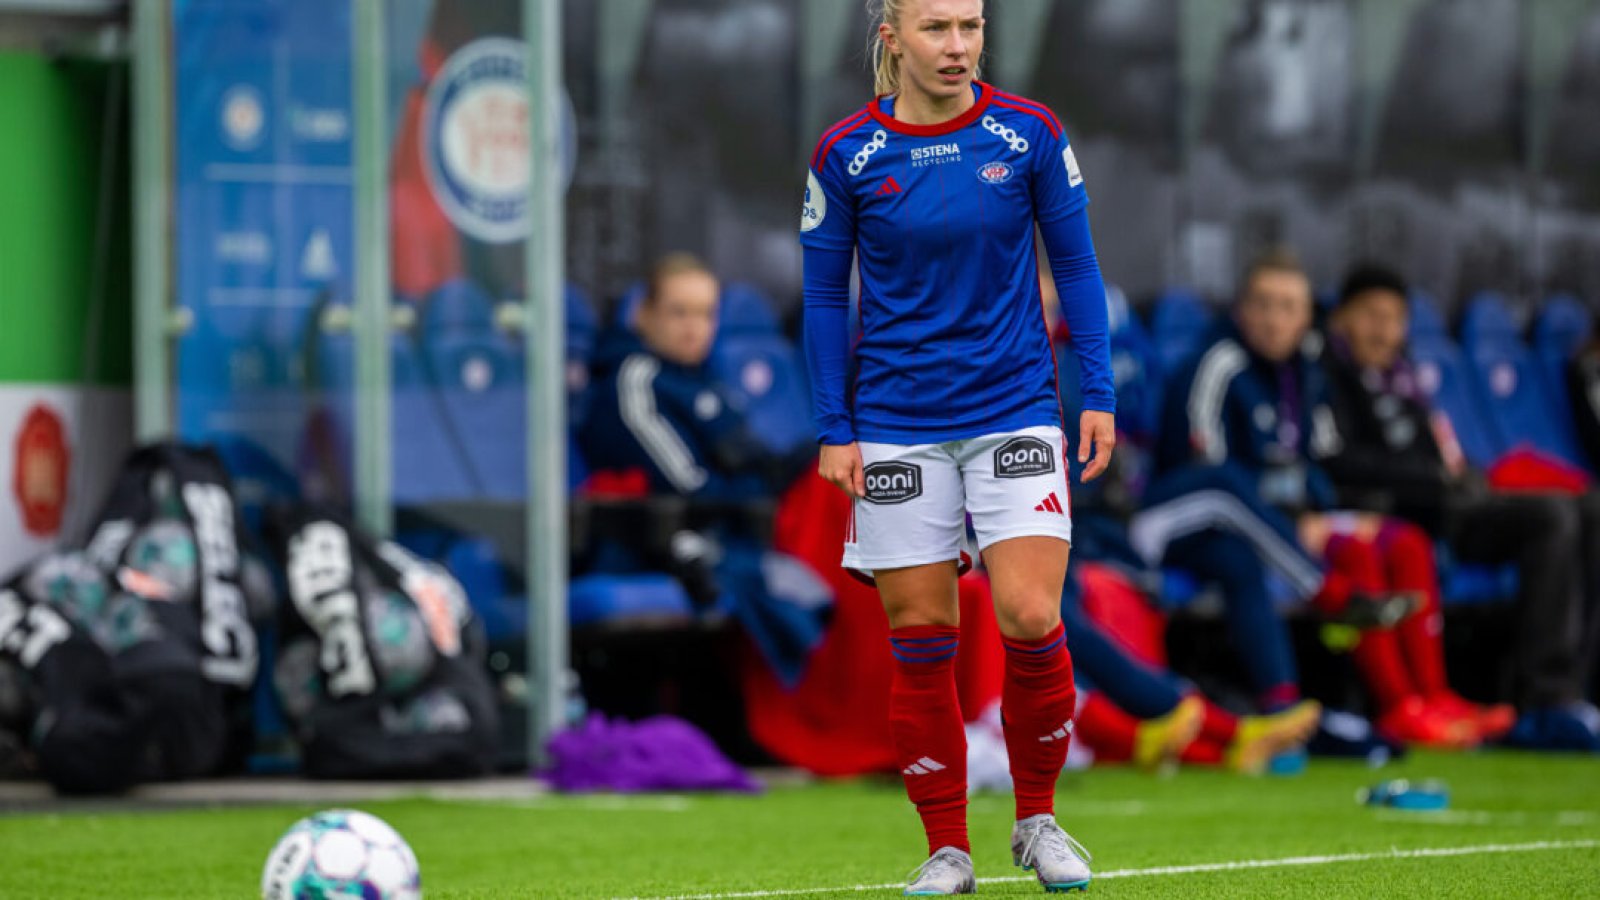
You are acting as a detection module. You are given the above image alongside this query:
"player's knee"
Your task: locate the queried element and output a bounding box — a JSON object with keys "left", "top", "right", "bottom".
{"left": 997, "top": 599, "right": 1061, "bottom": 641}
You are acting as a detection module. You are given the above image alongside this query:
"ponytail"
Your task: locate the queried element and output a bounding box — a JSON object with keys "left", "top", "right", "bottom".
{"left": 868, "top": 0, "right": 905, "bottom": 96}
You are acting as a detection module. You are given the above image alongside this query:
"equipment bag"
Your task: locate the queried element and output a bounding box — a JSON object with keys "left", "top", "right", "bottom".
{"left": 271, "top": 505, "right": 499, "bottom": 778}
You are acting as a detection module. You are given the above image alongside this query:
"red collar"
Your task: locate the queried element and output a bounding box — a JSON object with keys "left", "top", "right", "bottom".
{"left": 868, "top": 81, "right": 992, "bottom": 137}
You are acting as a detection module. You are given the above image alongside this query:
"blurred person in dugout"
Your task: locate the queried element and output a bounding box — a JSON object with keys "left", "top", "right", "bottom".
{"left": 1157, "top": 249, "right": 1511, "bottom": 750}
{"left": 581, "top": 253, "right": 810, "bottom": 504}
{"left": 1322, "top": 264, "right": 1600, "bottom": 752}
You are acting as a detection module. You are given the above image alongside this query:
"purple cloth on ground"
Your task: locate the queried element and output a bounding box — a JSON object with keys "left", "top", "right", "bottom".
{"left": 544, "top": 713, "right": 762, "bottom": 794}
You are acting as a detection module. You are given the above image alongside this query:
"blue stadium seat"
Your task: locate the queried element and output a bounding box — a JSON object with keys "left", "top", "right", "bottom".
{"left": 1533, "top": 294, "right": 1591, "bottom": 362}
{"left": 1532, "top": 295, "right": 1592, "bottom": 464}
{"left": 611, "top": 281, "right": 644, "bottom": 330}
{"left": 1407, "top": 289, "right": 1447, "bottom": 337}
{"left": 1460, "top": 292, "right": 1584, "bottom": 468}
{"left": 419, "top": 279, "right": 527, "bottom": 500}
{"left": 1104, "top": 284, "right": 1163, "bottom": 445}
{"left": 567, "top": 283, "right": 599, "bottom": 427}
{"left": 1150, "top": 289, "right": 1215, "bottom": 375}
{"left": 713, "top": 333, "right": 815, "bottom": 456}
{"left": 1405, "top": 293, "right": 1504, "bottom": 467}
{"left": 717, "top": 282, "right": 782, "bottom": 335}
{"left": 569, "top": 574, "right": 696, "bottom": 629}
{"left": 317, "top": 308, "right": 478, "bottom": 503}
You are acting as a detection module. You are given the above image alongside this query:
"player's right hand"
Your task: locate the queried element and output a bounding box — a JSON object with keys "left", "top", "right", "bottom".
{"left": 818, "top": 442, "right": 865, "bottom": 499}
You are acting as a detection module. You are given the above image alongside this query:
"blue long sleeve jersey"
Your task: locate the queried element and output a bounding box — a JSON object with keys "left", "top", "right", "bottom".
{"left": 800, "top": 82, "right": 1114, "bottom": 446}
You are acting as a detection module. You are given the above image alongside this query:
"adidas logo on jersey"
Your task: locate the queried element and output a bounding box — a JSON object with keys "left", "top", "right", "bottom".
{"left": 1038, "top": 721, "right": 1073, "bottom": 744}
{"left": 875, "top": 176, "right": 902, "bottom": 196}
{"left": 1034, "top": 492, "right": 1064, "bottom": 515}
{"left": 902, "top": 756, "right": 948, "bottom": 776}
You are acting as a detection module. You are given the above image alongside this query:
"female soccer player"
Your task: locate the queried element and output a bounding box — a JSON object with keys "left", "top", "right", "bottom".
{"left": 800, "top": 0, "right": 1115, "bottom": 893}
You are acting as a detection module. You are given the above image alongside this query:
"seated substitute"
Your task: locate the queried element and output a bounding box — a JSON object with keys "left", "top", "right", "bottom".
{"left": 1323, "top": 264, "right": 1600, "bottom": 751}
{"left": 581, "top": 253, "right": 806, "bottom": 503}
{"left": 1152, "top": 249, "right": 1507, "bottom": 749}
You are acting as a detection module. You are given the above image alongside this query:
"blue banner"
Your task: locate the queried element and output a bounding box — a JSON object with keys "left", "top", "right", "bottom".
{"left": 173, "top": 0, "right": 353, "bottom": 473}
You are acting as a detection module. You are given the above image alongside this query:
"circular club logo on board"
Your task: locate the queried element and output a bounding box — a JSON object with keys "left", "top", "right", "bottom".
{"left": 423, "top": 38, "right": 532, "bottom": 244}
{"left": 221, "top": 85, "right": 265, "bottom": 150}
{"left": 12, "top": 404, "right": 70, "bottom": 537}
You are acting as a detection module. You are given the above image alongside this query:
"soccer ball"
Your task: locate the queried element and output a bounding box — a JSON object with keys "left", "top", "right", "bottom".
{"left": 261, "top": 809, "right": 421, "bottom": 899}
{"left": 124, "top": 518, "right": 201, "bottom": 604}
{"left": 365, "top": 590, "right": 437, "bottom": 696}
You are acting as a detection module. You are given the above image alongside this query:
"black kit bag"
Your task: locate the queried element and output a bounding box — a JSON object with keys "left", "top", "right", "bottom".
{"left": 0, "top": 441, "right": 266, "bottom": 791}
{"left": 80, "top": 442, "right": 267, "bottom": 768}
{"left": 270, "top": 505, "right": 499, "bottom": 778}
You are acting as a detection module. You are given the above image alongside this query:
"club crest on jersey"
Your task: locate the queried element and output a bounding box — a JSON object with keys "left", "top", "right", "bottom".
{"left": 424, "top": 38, "right": 538, "bottom": 243}
{"left": 863, "top": 461, "right": 922, "bottom": 504}
{"left": 977, "top": 161, "right": 1013, "bottom": 184}
{"left": 994, "top": 436, "right": 1056, "bottom": 478}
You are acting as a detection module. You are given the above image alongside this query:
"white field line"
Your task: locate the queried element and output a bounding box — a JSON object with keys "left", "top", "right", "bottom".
{"left": 1374, "top": 809, "right": 1598, "bottom": 827}
{"left": 615, "top": 839, "right": 1600, "bottom": 900}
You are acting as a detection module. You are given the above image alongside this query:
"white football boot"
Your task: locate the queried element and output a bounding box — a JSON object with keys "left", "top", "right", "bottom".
{"left": 1010, "top": 814, "right": 1091, "bottom": 892}
{"left": 904, "top": 846, "right": 976, "bottom": 895}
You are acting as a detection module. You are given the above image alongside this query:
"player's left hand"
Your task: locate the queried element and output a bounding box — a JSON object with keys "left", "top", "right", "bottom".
{"left": 1077, "top": 410, "right": 1116, "bottom": 483}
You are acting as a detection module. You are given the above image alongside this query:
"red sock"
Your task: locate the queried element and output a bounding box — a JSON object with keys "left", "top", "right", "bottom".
{"left": 1001, "top": 622, "right": 1077, "bottom": 821}
{"left": 889, "top": 625, "right": 969, "bottom": 855}
{"left": 1325, "top": 535, "right": 1417, "bottom": 711}
{"left": 1073, "top": 692, "right": 1136, "bottom": 762}
{"left": 1198, "top": 698, "right": 1239, "bottom": 745}
{"left": 1181, "top": 737, "right": 1226, "bottom": 765}
{"left": 1379, "top": 521, "right": 1450, "bottom": 697}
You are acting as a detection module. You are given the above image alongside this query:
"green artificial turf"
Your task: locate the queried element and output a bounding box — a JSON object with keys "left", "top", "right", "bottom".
{"left": 1, "top": 751, "right": 1597, "bottom": 898}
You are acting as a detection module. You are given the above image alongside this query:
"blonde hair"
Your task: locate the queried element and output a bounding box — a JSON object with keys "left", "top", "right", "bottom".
{"left": 869, "top": 0, "right": 908, "bottom": 96}
{"left": 645, "top": 252, "right": 716, "bottom": 308}
{"left": 868, "top": 0, "right": 984, "bottom": 97}
{"left": 1240, "top": 246, "right": 1308, "bottom": 296}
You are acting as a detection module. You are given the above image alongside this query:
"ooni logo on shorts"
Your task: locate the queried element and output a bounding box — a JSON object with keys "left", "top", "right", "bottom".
{"left": 423, "top": 37, "right": 531, "bottom": 243}
{"left": 863, "top": 461, "right": 923, "bottom": 504}
{"left": 994, "top": 436, "right": 1056, "bottom": 479}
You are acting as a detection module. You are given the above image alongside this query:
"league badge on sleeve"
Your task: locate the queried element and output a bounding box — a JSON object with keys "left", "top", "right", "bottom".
{"left": 801, "top": 169, "right": 826, "bottom": 232}
{"left": 1063, "top": 146, "right": 1084, "bottom": 187}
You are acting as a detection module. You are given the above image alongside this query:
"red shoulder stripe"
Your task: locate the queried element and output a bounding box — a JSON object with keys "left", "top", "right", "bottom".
{"left": 810, "top": 109, "right": 873, "bottom": 171}
{"left": 993, "top": 90, "right": 1064, "bottom": 128}
{"left": 992, "top": 92, "right": 1063, "bottom": 139}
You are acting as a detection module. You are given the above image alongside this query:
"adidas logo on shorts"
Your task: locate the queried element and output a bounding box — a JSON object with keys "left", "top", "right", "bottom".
{"left": 1034, "top": 493, "right": 1064, "bottom": 514}
{"left": 902, "top": 756, "right": 947, "bottom": 776}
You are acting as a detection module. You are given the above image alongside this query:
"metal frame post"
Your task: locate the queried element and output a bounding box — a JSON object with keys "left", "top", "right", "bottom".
{"left": 353, "top": 0, "right": 392, "bottom": 535}
{"left": 132, "top": 0, "right": 172, "bottom": 440}
{"left": 525, "top": 0, "right": 569, "bottom": 766}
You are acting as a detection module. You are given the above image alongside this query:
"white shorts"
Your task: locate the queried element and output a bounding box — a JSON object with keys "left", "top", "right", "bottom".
{"left": 842, "top": 425, "right": 1074, "bottom": 578}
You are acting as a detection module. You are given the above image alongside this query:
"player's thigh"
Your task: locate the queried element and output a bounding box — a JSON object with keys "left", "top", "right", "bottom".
{"left": 982, "top": 535, "right": 1071, "bottom": 639}
{"left": 844, "top": 438, "right": 968, "bottom": 588}
{"left": 958, "top": 426, "right": 1074, "bottom": 638}
{"left": 876, "top": 560, "right": 962, "bottom": 628}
